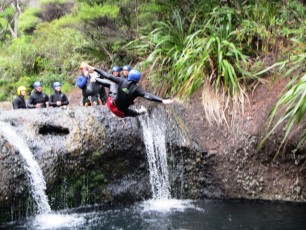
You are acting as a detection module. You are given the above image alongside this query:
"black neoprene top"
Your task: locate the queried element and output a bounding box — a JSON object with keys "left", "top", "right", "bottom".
{"left": 12, "top": 96, "right": 26, "bottom": 109}
{"left": 94, "top": 68, "right": 163, "bottom": 111}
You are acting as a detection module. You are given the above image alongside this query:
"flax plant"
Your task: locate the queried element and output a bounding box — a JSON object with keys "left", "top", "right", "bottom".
{"left": 262, "top": 74, "right": 306, "bottom": 157}
{"left": 259, "top": 40, "right": 306, "bottom": 156}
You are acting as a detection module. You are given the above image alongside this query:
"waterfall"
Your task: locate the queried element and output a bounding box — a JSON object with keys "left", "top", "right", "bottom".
{"left": 140, "top": 114, "right": 171, "bottom": 200}
{"left": 0, "top": 122, "right": 51, "bottom": 214}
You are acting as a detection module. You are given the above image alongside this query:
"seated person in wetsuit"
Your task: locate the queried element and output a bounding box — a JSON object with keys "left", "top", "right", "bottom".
{"left": 49, "top": 82, "right": 69, "bottom": 107}
{"left": 122, "top": 65, "right": 131, "bottom": 78}
{"left": 76, "top": 62, "right": 107, "bottom": 106}
{"left": 27, "top": 81, "right": 49, "bottom": 109}
{"left": 112, "top": 66, "right": 121, "bottom": 77}
{"left": 86, "top": 63, "right": 173, "bottom": 118}
{"left": 12, "top": 86, "right": 27, "bottom": 109}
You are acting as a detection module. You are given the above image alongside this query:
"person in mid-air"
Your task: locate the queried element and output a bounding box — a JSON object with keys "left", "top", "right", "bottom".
{"left": 49, "top": 82, "right": 69, "bottom": 107}
{"left": 85, "top": 63, "right": 173, "bottom": 118}
{"left": 27, "top": 82, "right": 49, "bottom": 109}
{"left": 12, "top": 86, "right": 27, "bottom": 109}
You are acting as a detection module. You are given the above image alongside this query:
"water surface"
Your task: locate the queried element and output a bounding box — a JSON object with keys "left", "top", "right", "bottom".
{"left": 1, "top": 199, "right": 306, "bottom": 230}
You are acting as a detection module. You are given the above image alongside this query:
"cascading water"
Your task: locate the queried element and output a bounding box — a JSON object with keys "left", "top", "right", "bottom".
{"left": 0, "top": 122, "right": 51, "bottom": 214}
{"left": 139, "top": 114, "right": 171, "bottom": 200}
{"left": 139, "top": 111, "right": 196, "bottom": 213}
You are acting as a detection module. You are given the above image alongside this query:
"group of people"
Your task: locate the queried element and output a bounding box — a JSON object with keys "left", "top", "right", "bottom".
{"left": 12, "top": 81, "right": 69, "bottom": 110}
{"left": 13, "top": 63, "right": 173, "bottom": 118}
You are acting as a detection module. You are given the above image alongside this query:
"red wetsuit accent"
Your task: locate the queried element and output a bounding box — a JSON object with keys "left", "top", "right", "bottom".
{"left": 106, "top": 97, "right": 125, "bottom": 118}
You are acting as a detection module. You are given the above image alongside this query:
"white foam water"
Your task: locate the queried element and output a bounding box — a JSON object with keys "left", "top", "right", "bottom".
{"left": 141, "top": 199, "right": 198, "bottom": 213}
{"left": 33, "top": 213, "right": 86, "bottom": 229}
{"left": 0, "top": 122, "right": 51, "bottom": 214}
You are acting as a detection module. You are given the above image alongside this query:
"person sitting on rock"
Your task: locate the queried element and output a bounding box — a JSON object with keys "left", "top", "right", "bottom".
{"left": 12, "top": 86, "right": 27, "bottom": 109}
{"left": 85, "top": 63, "right": 173, "bottom": 118}
{"left": 49, "top": 82, "right": 69, "bottom": 107}
{"left": 76, "top": 62, "right": 107, "bottom": 107}
{"left": 27, "top": 82, "right": 49, "bottom": 109}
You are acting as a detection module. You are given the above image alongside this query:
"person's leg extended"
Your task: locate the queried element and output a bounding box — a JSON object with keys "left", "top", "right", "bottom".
{"left": 125, "top": 107, "right": 147, "bottom": 117}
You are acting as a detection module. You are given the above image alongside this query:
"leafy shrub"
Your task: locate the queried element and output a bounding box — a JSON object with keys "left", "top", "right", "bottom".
{"left": 18, "top": 8, "right": 41, "bottom": 35}
{"left": 0, "top": 36, "right": 37, "bottom": 80}
{"left": 258, "top": 40, "right": 306, "bottom": 154}
{"left": 40, "top": 0, "right": 75, "bottom": 22}
{"left": 78, "top": 3, "right": 119, "bottom": 20}
{"left": 76, "top": 2, "right": 132, "bottom": 65}
{"left": 32, "top": 21, "right": 87, "bottom": 74}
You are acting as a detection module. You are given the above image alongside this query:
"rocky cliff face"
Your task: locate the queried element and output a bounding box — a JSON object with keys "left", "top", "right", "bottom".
{"left": 0, "top": 105, "right": 206, "bottom": 221}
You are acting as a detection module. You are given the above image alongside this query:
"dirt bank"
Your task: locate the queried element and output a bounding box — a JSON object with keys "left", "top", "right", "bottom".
{"left": 182, "top": 78, "right": 306, "bottom": 202}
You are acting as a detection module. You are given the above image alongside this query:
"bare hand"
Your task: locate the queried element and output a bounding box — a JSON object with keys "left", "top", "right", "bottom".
{"left": 162, "top": 99, "right": 174, "bottom": 105}
{"left": 87, "top": 64, "right": 94, "bottom": 72}
{"left": 56, "top": 101, "right": 62, "bottom": 106}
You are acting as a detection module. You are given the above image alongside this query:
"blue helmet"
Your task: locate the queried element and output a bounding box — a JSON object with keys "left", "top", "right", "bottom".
{"left": 128, "top": 69, "right": 142, "bottom": 82}
{"left": 112, "top": 66, "right": 121, "bottom": 73}
{"left": 33, "top": 81, "right": 42, "bottom": 89}
{"left": 122, "top": 65, "right": 131, "bottom": 71}
{"left": 53, "top": 81, "right": 61, "bottom": 89}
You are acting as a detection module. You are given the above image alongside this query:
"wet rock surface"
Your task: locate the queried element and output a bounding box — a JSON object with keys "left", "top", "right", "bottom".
{"left": 0, "top": 105, "right": 204, "bottom": 221}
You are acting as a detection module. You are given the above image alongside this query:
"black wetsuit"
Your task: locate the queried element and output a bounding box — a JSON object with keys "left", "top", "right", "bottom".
{"left": 94, "top": 68, "right": 163, "bottom": 117}
{"left": 80, "top": 75, "right": 107, "bottom": 106}
{"left": 49, "top": 91, "right": 69, "bottom": 107}
{"left": 27, "top": 90, "right": 49, "bottom": 108}
{"left": 12, "top": 96, "right": 26, "bottom": 109}
{"left": 95, "top": 78, "right": 118, "bottom": 99}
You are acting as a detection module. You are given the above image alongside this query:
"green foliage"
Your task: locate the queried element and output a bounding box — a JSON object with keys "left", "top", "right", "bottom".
{"left": 39, "top": 0, "right": 75, "bottom": 23}
{"left": 128, "top": 9, "right": 256, "bottom": 100}
{"left": 258, "top": 40, "right": 306, "bottom": 154}
{"left": 0, "top": 36, "right": 37, "bottom": 79}
{"left": 261, "top": 74, "right": 306, "bottom": 156}
{"left": 78, "top": 3, "right": 119, "bottom": 20}
{"left": 33, "top": 21, "right": 87, "bottom": 73}
{"left": 75, "top": 2, "right": 130, "bottom": 65}
{"left": 18, "top": 8, "right": 41, "bottom": 35}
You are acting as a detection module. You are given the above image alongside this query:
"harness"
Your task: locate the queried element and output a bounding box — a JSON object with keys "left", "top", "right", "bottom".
{"left": 106, "top": 97, "right": 125, "bottom": 118}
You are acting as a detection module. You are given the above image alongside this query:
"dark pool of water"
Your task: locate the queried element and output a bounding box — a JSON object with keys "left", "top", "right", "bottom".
{"left": 1, "top": 199, "right": 306, "bottom": 230}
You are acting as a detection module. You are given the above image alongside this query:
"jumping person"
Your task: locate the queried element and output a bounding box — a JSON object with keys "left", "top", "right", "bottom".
{"left": 12, "top": 86, "right": 27, "bottom": 109}
{"left": 76, "top": 62, "right": 107, "bottom": 106}
{"left": 85, "top": 63, "right": 173, "bottom": 118}
{"left": 49, "top": 82, "right": 69, "bottom": 107}
{"left": 27, "top": 82, "right": 49, "bottom": 109}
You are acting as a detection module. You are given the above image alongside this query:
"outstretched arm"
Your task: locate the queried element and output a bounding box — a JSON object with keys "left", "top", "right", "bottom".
{"left": 95, "top": 78, "right": 112, "bottom": 88}
{"left": 139, "top": 89, "right": 174, "bottom": 104}
{"left": 87, "top": 64, "right": 122, "bottom": 85}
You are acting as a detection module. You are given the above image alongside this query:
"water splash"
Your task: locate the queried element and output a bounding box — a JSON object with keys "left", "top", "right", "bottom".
{"left": 139, "top": 114, "right": 171, "bottom": 200}
{"left": 0, "top": 122, "right": 51, "bottom": 214}
{"left": 33, "top": 213, "right": 86, "bottom": 229}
